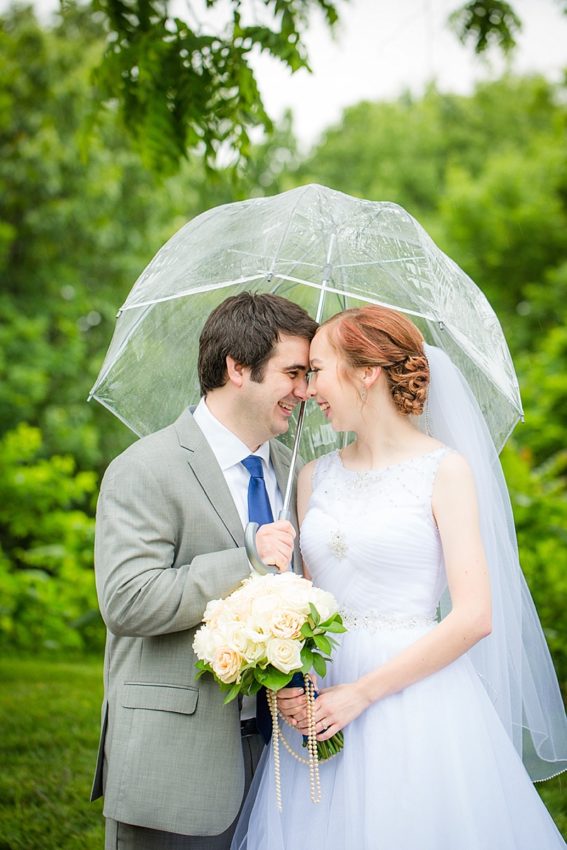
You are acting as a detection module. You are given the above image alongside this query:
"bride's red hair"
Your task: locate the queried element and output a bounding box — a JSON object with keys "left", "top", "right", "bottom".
{"left": 321, "top": 306, "right": 430, "bottom": 416}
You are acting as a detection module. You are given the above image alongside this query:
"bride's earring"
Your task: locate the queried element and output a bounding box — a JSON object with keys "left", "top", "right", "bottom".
{"left": 359, "top": 385, "right": 368, "bottom": 403}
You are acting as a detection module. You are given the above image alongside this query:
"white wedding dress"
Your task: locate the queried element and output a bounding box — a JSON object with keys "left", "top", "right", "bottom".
{"left": 232, "top": 447, "right": 566, "bottom": 850}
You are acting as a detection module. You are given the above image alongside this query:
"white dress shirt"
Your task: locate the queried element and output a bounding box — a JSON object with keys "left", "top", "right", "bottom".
{"left": 192, "top": 397, "right": 283, "bottom": 722}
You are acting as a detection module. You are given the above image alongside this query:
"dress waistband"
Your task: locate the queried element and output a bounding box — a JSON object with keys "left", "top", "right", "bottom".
{"left": 340, "top": 608, "right": 437, "bottom": 633}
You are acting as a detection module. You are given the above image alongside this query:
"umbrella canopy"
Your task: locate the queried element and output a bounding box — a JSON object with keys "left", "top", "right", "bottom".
{"left": 90, "top": 183, "right": 522, "bottom": 456}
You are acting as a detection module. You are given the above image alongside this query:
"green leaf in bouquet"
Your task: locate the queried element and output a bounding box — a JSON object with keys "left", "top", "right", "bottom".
{"left": 247, "top": 677, "right": 263, "bottom": 695}
{"left": 222, "top": 681, "right": 242, "bottom": 704}
{"left": 309, "top": 602, "right": 321, "bottom": 626}
{"left": 300, "top": 622, "right": 315, "bottom": 638}
{"left": 194, "top": 660, "right": 211, "bottom": 681}
{"left": 300, "top": 646, "right": 314, "bottom": 673}
{"left": 313, "top": 634, "right": 332, "bottom": 655}
{"left": 261, "top": 668, "right": 294, "bottom": 691}
{"left": 239, "top": 669, "right": 255, "bottom": 691}
{"left": 320, "top": 615, "right": 347, "bottom": 633}
{"left": 312, "top": 652, "right": 327, "bottom": 678}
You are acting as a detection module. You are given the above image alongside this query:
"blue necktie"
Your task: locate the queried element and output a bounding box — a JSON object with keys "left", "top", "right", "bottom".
{"left": 241, "top": 454, "right": 274, "bottom": 743}
{"left": 241, "top": 455, "right": 274, "bottom": 526}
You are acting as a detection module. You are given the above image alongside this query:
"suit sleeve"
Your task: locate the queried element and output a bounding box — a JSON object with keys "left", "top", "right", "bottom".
{"left": 94, "top": 454, "right": 251, "bottom": 637}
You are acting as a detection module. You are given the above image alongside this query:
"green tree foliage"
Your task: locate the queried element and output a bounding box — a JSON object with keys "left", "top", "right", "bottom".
{"left": 88, "top": 0, "right": 566, "bottom": 175}
{"left": 0, "top": 5, "right": 165, "bottom": 650}
{"left": 92, "top": 0, "right": 340, "bottom": 174}
{"left": 0, "top": 424, "right": 100, "bottom": 652}
{"left": 449, "top": 0, "right": 522, "bottom": 53}
{"left": 450, "top": 0, "right": 567, "bottom": 54}
{"left": 1, "top": 4, "right": 172, "bottom": 466}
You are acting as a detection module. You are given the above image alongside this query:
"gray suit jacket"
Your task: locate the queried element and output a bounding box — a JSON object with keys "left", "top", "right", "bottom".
{"left": 91, "top": 408, "right": 301, "bottom": 836}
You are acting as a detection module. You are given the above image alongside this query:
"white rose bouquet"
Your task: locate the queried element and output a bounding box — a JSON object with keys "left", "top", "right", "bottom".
{"left": 193, "top": 571, "right": 346, "bottom": 806}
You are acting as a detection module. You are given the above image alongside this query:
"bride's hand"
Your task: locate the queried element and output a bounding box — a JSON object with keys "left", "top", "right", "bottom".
{"left": 309, "top": 683, "right": 371, "bottom": 740}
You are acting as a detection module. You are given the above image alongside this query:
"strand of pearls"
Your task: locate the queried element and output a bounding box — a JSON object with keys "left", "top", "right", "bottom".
{"left": 267, "top": 689, "right": 283, "bottom": 812}
{"left": 267, "top": 675, "right": 322, "bottom": 810}
{"left": 304, "top": 675, "right": 321, "bottom": 803}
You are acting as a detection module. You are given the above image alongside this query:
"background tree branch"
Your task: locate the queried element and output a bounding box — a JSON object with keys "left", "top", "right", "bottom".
{"left": 91, "top": 0, "right": 340, "bottom": 174}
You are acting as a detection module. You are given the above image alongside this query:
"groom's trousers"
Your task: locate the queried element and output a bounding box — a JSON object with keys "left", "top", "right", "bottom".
{"left": 104, "top": 731, "right": 263, "bottom": 850}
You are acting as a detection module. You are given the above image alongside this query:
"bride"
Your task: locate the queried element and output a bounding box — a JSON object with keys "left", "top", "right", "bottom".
{"left": 231, "top": 305, "right": 566, "bottom": 849}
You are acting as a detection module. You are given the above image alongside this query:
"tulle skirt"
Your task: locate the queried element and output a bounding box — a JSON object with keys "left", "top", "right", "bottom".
{"left": 231, "top": 625, "right": 565, "bottom": 850}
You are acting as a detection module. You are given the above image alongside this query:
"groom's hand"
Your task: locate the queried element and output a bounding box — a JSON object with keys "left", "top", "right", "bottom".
{"left": 256, "top": 520, "right": 295, "bottom": 572}
{"left": 277, "top": 685, "right": 309, "bottom": 726}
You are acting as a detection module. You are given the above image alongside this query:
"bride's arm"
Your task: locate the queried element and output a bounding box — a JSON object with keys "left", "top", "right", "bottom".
{"left": 312, "top": 452, "right": 492, "bottom": 740}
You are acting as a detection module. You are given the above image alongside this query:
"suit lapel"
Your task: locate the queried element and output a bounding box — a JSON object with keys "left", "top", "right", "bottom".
{"left": 174, "top": 409, "right": 244, "bottom": 547}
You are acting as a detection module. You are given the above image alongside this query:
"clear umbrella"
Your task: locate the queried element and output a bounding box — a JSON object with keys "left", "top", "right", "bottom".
{"left": 90, "top": 183, "right": 522, "bottom": 465}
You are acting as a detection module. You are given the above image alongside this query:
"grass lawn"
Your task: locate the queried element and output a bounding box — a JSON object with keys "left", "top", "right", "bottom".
{"left": 0, "top": 657, "right": 104, "bottom": 850}
{"left": 0, "top": 657, "right": 565, "bottom": 849}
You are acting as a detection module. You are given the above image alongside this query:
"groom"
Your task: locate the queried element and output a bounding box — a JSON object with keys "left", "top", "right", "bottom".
{"left": 91, "top": 292, "right": 317, "bottom": 849}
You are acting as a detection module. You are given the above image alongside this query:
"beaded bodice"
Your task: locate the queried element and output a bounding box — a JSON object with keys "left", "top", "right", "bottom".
{"left": 300, "top": 447, "right": 451, "bottom": 622}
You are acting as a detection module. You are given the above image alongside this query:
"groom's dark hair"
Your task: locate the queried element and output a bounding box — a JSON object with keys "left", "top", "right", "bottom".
{"left": 198, "top": 292, "right": 318, "bottom": 395}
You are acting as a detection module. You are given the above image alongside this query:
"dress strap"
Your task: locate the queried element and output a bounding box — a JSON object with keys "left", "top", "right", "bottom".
{"left": 426, "top": 446, "right": 455, "bottom": 500}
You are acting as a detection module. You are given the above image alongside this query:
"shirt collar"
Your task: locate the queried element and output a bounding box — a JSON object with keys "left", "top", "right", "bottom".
{"left": 193, "top": 398, "right": 271, "bottom": 471}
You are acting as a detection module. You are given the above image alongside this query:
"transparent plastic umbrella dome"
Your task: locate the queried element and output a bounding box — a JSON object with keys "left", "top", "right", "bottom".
{"left": 89, "top": 183, "right": 522, "bottom": 458}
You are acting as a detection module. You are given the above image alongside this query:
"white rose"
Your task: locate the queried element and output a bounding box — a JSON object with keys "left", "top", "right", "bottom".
{"left": 241, "top": 574, "right": 278, "bottom": 601}
{"left": 310, "top": 587, "right": 339, "bottom": 623}
{"left": 203, "top": 598, "right": 224, "bottom": 625}
{"left": 275, "top": 573, "right": 313, "bottom": 614}
{"left": 211, "top": 647, "right": 243, "bottom": 684}
{"left": 240, "top": 639, "right": 267, "bottom": 664}
{"left": 266, "top": 638, "right": 303, "bottom": 674}
{"left": 219, "top": 622, "right": 262, "bottom": 659}
{"left": 193, "top": 625, "right": 219, "bottom": 664}
{"left": 250, "top": 594, "right": 282, "bottom": 634}
{"left": 270, "top": 608, "right": 305, "bottom": 640}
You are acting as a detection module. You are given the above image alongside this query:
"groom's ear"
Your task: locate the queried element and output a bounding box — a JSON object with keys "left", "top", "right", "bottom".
{"left": 226, "top": 355, "right": 247, "bottom": 388}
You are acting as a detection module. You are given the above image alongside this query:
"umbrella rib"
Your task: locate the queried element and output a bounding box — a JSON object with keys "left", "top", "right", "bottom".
{"left": 335, "top": 256, "right": 426, "bottom": 268}
{"left": 271, "top": 275, "right": 439, "bottom": 321}
{"left": 118, "top": 275, "right": 267, "bottom": 313}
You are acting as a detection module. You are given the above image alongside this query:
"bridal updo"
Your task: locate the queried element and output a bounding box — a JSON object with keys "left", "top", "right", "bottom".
{"left": 321, "top": 306, "right": 430, "bottom": 416}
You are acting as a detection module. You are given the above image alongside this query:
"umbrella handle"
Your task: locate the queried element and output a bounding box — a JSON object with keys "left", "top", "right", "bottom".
{"left": 244, "top": 522, "right": 279, "bottom": 575}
